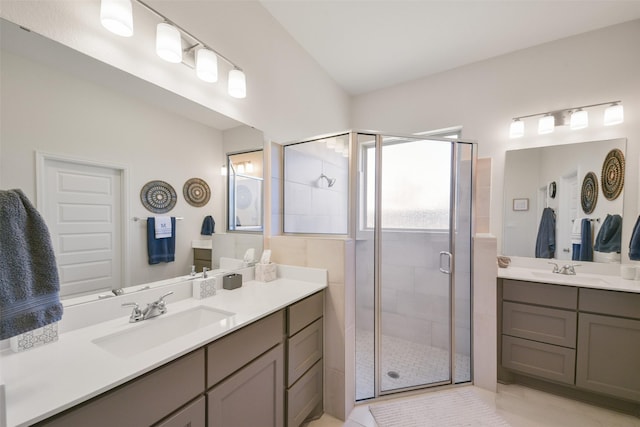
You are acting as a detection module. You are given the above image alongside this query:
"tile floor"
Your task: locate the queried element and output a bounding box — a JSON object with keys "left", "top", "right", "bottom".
{"left": 307, "top": 384, "right": 640, "bottom": 427}
{"left": 355, "top": 330, "right": 470, "bottom": 400}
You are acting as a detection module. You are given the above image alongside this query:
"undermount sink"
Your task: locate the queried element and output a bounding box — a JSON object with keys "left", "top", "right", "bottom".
{"left": 530, "top": 271, "right": 610, "bottom": 286}
{"left": 93, "top": 306, "right": 235, "bottom": 358}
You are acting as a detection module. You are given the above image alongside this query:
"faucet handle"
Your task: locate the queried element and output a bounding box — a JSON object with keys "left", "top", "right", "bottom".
{"left": 158, "top": 291, "right": 174, "bottom": 302}
{"left": 122, "top": 302, "right": 143, "bottom": 322}
{"left": 548, "top": 262, "right": 559, "bottom": 273}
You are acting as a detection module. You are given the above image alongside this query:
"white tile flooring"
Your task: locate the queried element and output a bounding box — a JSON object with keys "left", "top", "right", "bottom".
{"left": 307, "top": 384, "right": 640, "bottom": 427}
{"left": 356, "top": 330, "right": 470, "bottom": 400}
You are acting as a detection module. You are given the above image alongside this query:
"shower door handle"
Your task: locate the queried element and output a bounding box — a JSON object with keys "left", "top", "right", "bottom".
{"left": 439, "top": 251, "right": 452, "bottom": 274}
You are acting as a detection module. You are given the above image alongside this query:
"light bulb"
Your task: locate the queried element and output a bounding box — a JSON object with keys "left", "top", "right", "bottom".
{"left": 538, "top": 115, "right": 555, "bottom": 135}
{"left": 334, "top": 140, "right": 345, "bottom": 153}
{"left": 228, "top": 69, "right": 246, "bottom": 98}
{"left": 509, "top": 119, "right": 524, "bottom": 138}
{"left": 196, "top": 49, "right": 218, "bottom": 82}
{"left": 156, "top": 23, "right": 182, "bottom": 63}
{"left": 604, "top": 103, "right": 624, "bottom": 126}
{"left": 100, "top": 0, "right": 133, "bottom": 37}
{"left": 237, "top": 163, "right": 245, "bottom": 174}
{"left": 570, "top": 109, "right": 588, "bottom": 130}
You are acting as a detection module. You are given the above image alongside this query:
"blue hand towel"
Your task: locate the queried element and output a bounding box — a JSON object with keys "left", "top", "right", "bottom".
{"left": 535, "top": 207, "right": 556, "bottom": 258}
{"left": 594, "top": 214, "right": 622, "bottom": 253}
{"left": 629, "top": 216, "right": 640, "bottom": 260}
{"left": 579, "top": 218, "right": 593, "bottom": 262}
{"left": 147, "top": 217, "right": 176, "bottom": 264}
{"left": 201, "top": 215, "right": 215, "bottom": 235}
{"left": 0, "top": 189, "right": 63, "bottom": 340}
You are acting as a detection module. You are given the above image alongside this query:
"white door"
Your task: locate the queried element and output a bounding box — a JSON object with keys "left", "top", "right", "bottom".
{"left": 557, "top": 172, "right": 578, "bottom": 260}
{"left": 41, "top": 157, "right": 123, "bottom": 298}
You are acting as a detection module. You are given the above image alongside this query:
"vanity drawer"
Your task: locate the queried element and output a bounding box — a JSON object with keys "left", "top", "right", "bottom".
{"left": 579, "top": 288, "right": 640, "bottom": 320}
{"left": 288, "top": 318, "right": 323, "bottom": 386}
{"left": 502, "top": 335, "right": 575, "bottom": 385}
{"left": 288, "top": 291, "right": 323, "bottom": 337}
{"left": 207, "top": 310, "right": 284, "bottom": 387}
{"left": 287, "top": 360, "right": 323, "bottom": 427}
{"left": 503, "top": 302, "right": 576, "bottom": 348}
{"left": 503, "top": 279, "right": 577, "bottom": 309}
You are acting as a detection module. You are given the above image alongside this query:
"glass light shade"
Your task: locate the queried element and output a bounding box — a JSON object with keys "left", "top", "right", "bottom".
{"left": 570, "top": 109, "right": 589, "bottom": 130}
{"left": 237, "top": 163, "right": 245, "bottom": 174}
{"left": 100, "top": 0, "right": 133, "bottom": 37}
{"left": 245, "top": 162, "right": 254, "bottom": 173}
{"left": 196, "top": 49, "right": 218, "bottom": 82}
{"left": 538, "top": 115, "right": 555, "bottom": 134}
{"left": 604, "top": 104, "right": 624, "bottom": 126}
{"left": 156, "top": 23, "right": 182, "bottom": 63}
{"left": 228, "top": 69, "right": 247, "bottom": 98}
{"left": 220, "top": 164, "right": 227, "bottom": 176}
{"left": 334, "top": 140, "right": 345, "bottom": 153}
{"left": 509, "top": 120, "right": 524, "bottom": 138}
{"left": 342, "top": 146, "right": 349, "bottom": 157}
{"left": 326, "top": 138, "right": 336, "bottom": 149}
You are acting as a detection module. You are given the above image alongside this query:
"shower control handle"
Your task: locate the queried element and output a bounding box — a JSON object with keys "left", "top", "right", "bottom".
{"left": 439, "top": 251, "right": 452, "bottom": 274}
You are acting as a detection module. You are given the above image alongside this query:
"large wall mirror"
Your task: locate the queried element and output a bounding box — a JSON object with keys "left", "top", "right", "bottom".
{"left": 0, "top": 18, "right": 263, "bottom": 302}
{"left": 503, "top": 138, "right": 626, "bottom": 263}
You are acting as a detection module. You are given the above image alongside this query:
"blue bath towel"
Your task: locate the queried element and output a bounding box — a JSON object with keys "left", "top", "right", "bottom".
{"left": 629, "top": 216, "right": 640, "bottom": 260}
{"left": 535, "top": 207, "right": 556, "bottom": 258}
{"left": 594, "top": 214, "right": 622, "bottom": 253}
{"left": 201, "top": 215, "right": 215, "bottom": 235}
{"left": 0, "top": 189, "right": 63, "bottom": 340}
{"left": 147, "top": 216, "right": 176, "bottom": 264}
{"left": 579, "top": 218, "right": 593, "bottom": 262}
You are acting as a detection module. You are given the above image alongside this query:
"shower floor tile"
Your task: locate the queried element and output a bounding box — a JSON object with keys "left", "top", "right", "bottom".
{"left": 356, "top": 329, "right": 470, "bottom": 400}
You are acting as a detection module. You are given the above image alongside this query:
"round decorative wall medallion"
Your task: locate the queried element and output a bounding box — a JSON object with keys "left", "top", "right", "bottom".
{"left": 601, "top": 148, "right": 625, "bottom": 201}
{"left": 140, "top": 180, "right": 177, "bottom": 213}
{"left": 581, "top": 172, "right": 598, "bottom": 215}
{"left": 183, "top": 178, "right": 211, "bottom": 207}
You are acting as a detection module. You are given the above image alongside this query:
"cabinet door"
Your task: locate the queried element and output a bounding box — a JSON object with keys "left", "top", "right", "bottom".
{"left": 154, "top": 396, "right": 205, "bottom": 427}
{"left": 502, "top": 335, "right": 575, "bottom": 385}
{"left": 576, "top": 313, "right": 640, "bottom": 401}
{"left": 208, "top": 344, "right": 284, "bottom": 427}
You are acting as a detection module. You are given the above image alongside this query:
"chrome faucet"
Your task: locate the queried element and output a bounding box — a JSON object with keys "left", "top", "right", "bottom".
{"left": 549, "top": 262, "right": 580, "bottom": 275}
{"left": 122, "top": 291, "right": 174, "bottom": 323}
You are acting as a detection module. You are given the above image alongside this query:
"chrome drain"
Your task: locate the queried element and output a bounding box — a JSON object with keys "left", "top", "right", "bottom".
{"left": 387, "top": 371, "right": 400, "bottom": 379}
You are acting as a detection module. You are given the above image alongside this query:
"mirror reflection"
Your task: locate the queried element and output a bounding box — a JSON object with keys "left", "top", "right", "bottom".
{"left": 0, "top": 18, "right": 263, "bottom": 301}
{"left": 503, "top": 138, "right": 626, "bottom": 263}
{"left": 227, "top": 150, "right": 264, "bottom": 232}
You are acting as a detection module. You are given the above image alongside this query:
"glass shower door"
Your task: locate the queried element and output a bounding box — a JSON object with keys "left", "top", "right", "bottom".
{"left": 355, "top": 132, "right": 473, "bottom": 399}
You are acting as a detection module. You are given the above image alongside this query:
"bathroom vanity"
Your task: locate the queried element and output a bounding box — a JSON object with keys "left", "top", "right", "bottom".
{"left": 497, "top": 267, "right": 640, "bottom": 416}
{"left": 1, "top": 268, "right": 326, "bottom": 427}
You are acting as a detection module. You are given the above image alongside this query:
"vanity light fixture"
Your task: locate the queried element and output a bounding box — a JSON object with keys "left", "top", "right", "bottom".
{"left": 570, "top": 109, "right": 589, "bottom": 130}
{"left": 538, "top": 114, "right": 555, "bottom": 135}
{"left": 99, "top": 0, "right": 246, "bottom": 98}
{"left": 509, "top": 100, "right": 623, "bottom": 139}
{"left": 100, "top": 0, "right": 134, "bottom": 37}
{"left": 220, "top": 164, "right": 227, "bottom": 176}
{"left": 604, "top": 102, "right": 624, "bottom": 126}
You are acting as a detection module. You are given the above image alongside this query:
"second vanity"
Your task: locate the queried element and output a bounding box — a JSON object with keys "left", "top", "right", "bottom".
{"left": 1, "top": 265, "right": 326, "bottom": 427}
{"left": 498, "top": 264, "right": 640, "bottom": 416}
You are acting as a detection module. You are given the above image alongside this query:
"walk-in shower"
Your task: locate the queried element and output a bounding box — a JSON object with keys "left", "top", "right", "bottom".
{"left": 354, "top": 132, "right": 475, "bottom": 400}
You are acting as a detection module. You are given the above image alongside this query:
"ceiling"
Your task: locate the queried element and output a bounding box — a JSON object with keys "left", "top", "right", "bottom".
{"left": 260, "top": 1, "right": 640, "bottom": 95}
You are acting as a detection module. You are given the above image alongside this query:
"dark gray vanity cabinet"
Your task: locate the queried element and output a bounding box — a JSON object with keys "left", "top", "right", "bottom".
{"left": 576, "top": 288, "right": 640, "bottom": 402}
{"left": 498, "top": 278, "right": 640, "bottom": 415}
{"left": 286, "top": 291, "right": 324, "bottom": 427}
{"left": 500, "top": 279, "right": 577, "bottom": 385}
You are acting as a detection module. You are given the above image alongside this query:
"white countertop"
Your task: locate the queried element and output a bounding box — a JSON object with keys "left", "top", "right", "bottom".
{"left": 1, "top": 277, "right": 326, "bottom": 427}
{"left": 498, "top": 266, "right": 640, "bottom": 293}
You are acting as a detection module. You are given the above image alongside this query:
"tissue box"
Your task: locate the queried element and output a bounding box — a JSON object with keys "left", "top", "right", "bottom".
{"left": 223, "top": 273, "right": 242, "bottom": 290}
{"left": 255, "top": 263, "right": 277, "bottom": 282}
{"left": 192, "top": 277, "right": 217, "bottom": 299}
{"left": 10, "top": 322, "right": 59, "bottom": 352}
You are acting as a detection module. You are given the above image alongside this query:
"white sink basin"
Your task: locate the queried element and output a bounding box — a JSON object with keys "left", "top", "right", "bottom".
{"left": 531, "top": 271, "right": 610, "bottom": 286}
{"left": 93, "top": 306, "right": 234, "bottom": 358}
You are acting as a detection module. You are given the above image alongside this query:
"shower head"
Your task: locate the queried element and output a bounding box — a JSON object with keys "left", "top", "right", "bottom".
{"left": 320, "top": 174, "right": 336, "bottom": 188}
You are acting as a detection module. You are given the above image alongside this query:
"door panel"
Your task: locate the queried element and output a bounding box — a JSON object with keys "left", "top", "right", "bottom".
{"left": 42, "top": 158, "right": 122, "bottom": 297}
